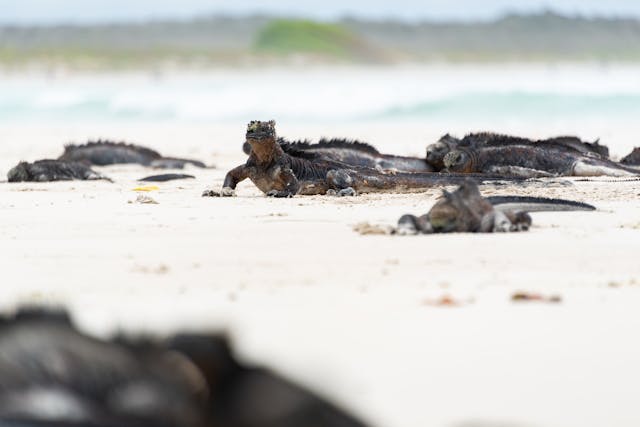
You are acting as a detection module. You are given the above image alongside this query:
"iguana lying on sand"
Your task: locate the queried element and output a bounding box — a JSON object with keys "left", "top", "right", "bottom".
{"left": 435, "top": 132, "right": 632, "bottom": 178}
{"left": 620, "top": 147, "right": 640, "bottom": 166}
{"left": 443, "top": 141, "right": 638, "bottom": 178}
{"left": 396, "top": 181, "right": 595, "bottom": 234}
{"left": 244, "top": 137, "right": 433, "bottom": 172}
{"left": 7, "top": 159, "right": 112, "bottom": 182}
{"left": 426, "top": 132, "right": 609, "bottom": 172}
{"left": 207, "top": 121, "right": 526, "bottom": 198}
{"left": 59, "top": 140, "right": 207, "bottom": 169}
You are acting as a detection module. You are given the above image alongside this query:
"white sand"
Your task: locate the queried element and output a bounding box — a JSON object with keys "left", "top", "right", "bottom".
{"left": 1, "top": 122, "right": 640, "bottom": 427}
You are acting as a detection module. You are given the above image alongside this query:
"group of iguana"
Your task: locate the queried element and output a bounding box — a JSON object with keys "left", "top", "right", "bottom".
{"left": 207, "top": 120, "right": 639, "bottom": 232}
{"left": 7, "top": 139, "right": 208, "bottom": 183}
{"left": 7, "top": 119, "right": 640, "bottom": 233}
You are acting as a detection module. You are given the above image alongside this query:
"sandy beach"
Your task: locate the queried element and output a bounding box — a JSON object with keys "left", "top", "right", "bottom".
{"left": 1, "top": 116, "right": 640, "bottom": 427}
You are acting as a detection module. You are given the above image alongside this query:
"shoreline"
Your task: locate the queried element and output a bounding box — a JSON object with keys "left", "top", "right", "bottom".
{"left": 2, "top": 60, "right": 640, "bottom": 77}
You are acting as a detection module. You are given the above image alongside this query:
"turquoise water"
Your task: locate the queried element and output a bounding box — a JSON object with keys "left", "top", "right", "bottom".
{"left": 3, "top": 90, "right": 640, "bottom": 122}
{"left": 1, "top": 66, "right": 639, "bottom": 123}
{"left": 377, "top": 92, "right": 640, "bottom": 120}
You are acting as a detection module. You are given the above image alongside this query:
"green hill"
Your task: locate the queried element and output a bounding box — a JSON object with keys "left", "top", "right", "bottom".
{"left": 2, "top": 13, "right": 640, "bottom": 70}
{"left": 253, "top": 19, "right": 381, "bottom": 61}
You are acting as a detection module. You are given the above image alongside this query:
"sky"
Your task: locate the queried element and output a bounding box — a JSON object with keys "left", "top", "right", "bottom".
{"left": 3, "top": 0, "right": 640, "bottom": 25}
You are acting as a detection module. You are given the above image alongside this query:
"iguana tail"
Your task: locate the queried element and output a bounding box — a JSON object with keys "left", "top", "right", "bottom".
{"left": 348, "top": 171, "right": 526, "bottom": 193}
{"left": 486, "top": 195, "right": 595, "bottom": 212}
{"left": 139, "top": 173, "right": 195, "bottom": 182}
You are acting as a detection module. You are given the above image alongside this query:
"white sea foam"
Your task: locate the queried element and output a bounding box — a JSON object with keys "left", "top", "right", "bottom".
{"left": 1, "top": 64, "right": 640, "bottom": 123}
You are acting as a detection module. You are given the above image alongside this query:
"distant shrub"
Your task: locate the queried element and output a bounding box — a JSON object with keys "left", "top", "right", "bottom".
{"left": 254, "top": 19, "right": 371, "bottom": 59}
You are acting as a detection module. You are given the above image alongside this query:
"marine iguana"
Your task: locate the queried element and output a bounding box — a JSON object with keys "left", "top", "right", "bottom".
{"left": 443, "top": 140, "right": 638, "bottom": 178}
{"left": 166, "top": 334, "right": 369, "bottom": 427}
{"left": 0, "top": 307, "right": 210, "bottom": 427}
{"left": 208, "top": 120, "right": 526, "bottom": 198}
{"left": 426, "top": 132, "right": 609, "bottom": 171}
{"left": 396, "top": 181, "right": 595, "bottom": 234}
{"left": 457, "top": 133, "right": 609, "bottom": 158}
{"left": 546, "top": 135, "right": 609, "bottom": 158}
{"left": 425, "top": 134, "right": 461, "bottom": 171}
{"left": 0, "top": 307, "right": 369, "bottom": 427}
{"left": 620, "top": 147, "right": 640, "bottom": 165}
{"left": 7, "top": 159, "right": 112, "bottom": 182}
{"left": 59, "top": 140, "right": 208, "bottom": 169}
{"left": 244, "top": 137, "right": 433, "bottom": 172}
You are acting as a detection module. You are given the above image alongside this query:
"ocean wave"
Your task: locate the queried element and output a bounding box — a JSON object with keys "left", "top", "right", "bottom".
{"left": 374, "top": 92, "right": 640, "bottom": 120}
{"left": 2, "top": 83, "right": 640, "bottom": 123}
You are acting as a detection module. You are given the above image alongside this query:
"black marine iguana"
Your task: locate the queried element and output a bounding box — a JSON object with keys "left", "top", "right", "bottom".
{"left": 166, "top": 334, "right": 369, "bottom": 427}
{"left": 426, "top": 132, "right": 609, "bottom": 172}
{"left": 0, "top": 307, "right": 369, "bottom": 427}
{"left": 0, "top": 307, "right": 209, "bottom": 427}
{"left": 442, "top": 139, "right": 638, "bottom": 178}
{"left": 396, "top": 181, "right": 595, "bottom": 234}
{"left": 620, "top": 147, "right": 640, "bottom": 166}
{"left": 7, "top": 159, "right": 112, "bottom": 182}
{"left": 59, "top": 140, "right": 208, "bottom": 169}
{"left": 244, "top": 137, "right": 433, "bottom": 172}
{"left": 207, "top": 120, "right": 525, "bottom": 198}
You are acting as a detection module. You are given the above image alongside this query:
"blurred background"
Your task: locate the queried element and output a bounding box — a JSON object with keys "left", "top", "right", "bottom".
{"left": 1, "top": 0, "right": 640, "bottom": 156}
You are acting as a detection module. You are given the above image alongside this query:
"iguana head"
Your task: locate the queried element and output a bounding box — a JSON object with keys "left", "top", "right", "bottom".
{"left": 426, "top": 186, "right": 475, "bottom": 232}
{"left": 246, "top": 120, "right": 276, "bottom": 139}
{"left": 443, "top": 149, "right": 474, "bottom": 173}
{"left": 426, "top": 134, "right": 459, "bottom": 170}
{"left": 427, "top": 181, "right": 492, "bottom": 232}
{"left": 245, "top": 120, "right": 278, "bottom": 162}
{"left": 7, "top": 162, "right": 31, "bottom": 182}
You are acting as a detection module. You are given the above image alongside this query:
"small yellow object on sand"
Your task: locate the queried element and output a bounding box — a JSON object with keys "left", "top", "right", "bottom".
{"left": 132, "top": 185, "right": 159, "bottom": 192}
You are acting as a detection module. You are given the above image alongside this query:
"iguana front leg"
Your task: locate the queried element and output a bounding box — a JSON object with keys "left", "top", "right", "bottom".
{"left": 220, "top": 165, "right": 251, "bottom": 196}
{"left": 479, "top": 210, "right": 531, "bottom": 232}
{"left": 266, "top": 167, "right": 300, "bottom": 198}
{"left": 203, "top": 164, "right": 249, "bottom": 197}
{"left": 480, "top": 211, "right": 513, "bottom": 232}
{"left": 396, "top": 214, "right": 433, "bottom": 235}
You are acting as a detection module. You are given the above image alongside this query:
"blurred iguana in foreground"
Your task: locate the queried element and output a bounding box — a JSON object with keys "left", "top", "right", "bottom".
{"left": 0, "top": 306, "right": 369, "bottom": 427}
